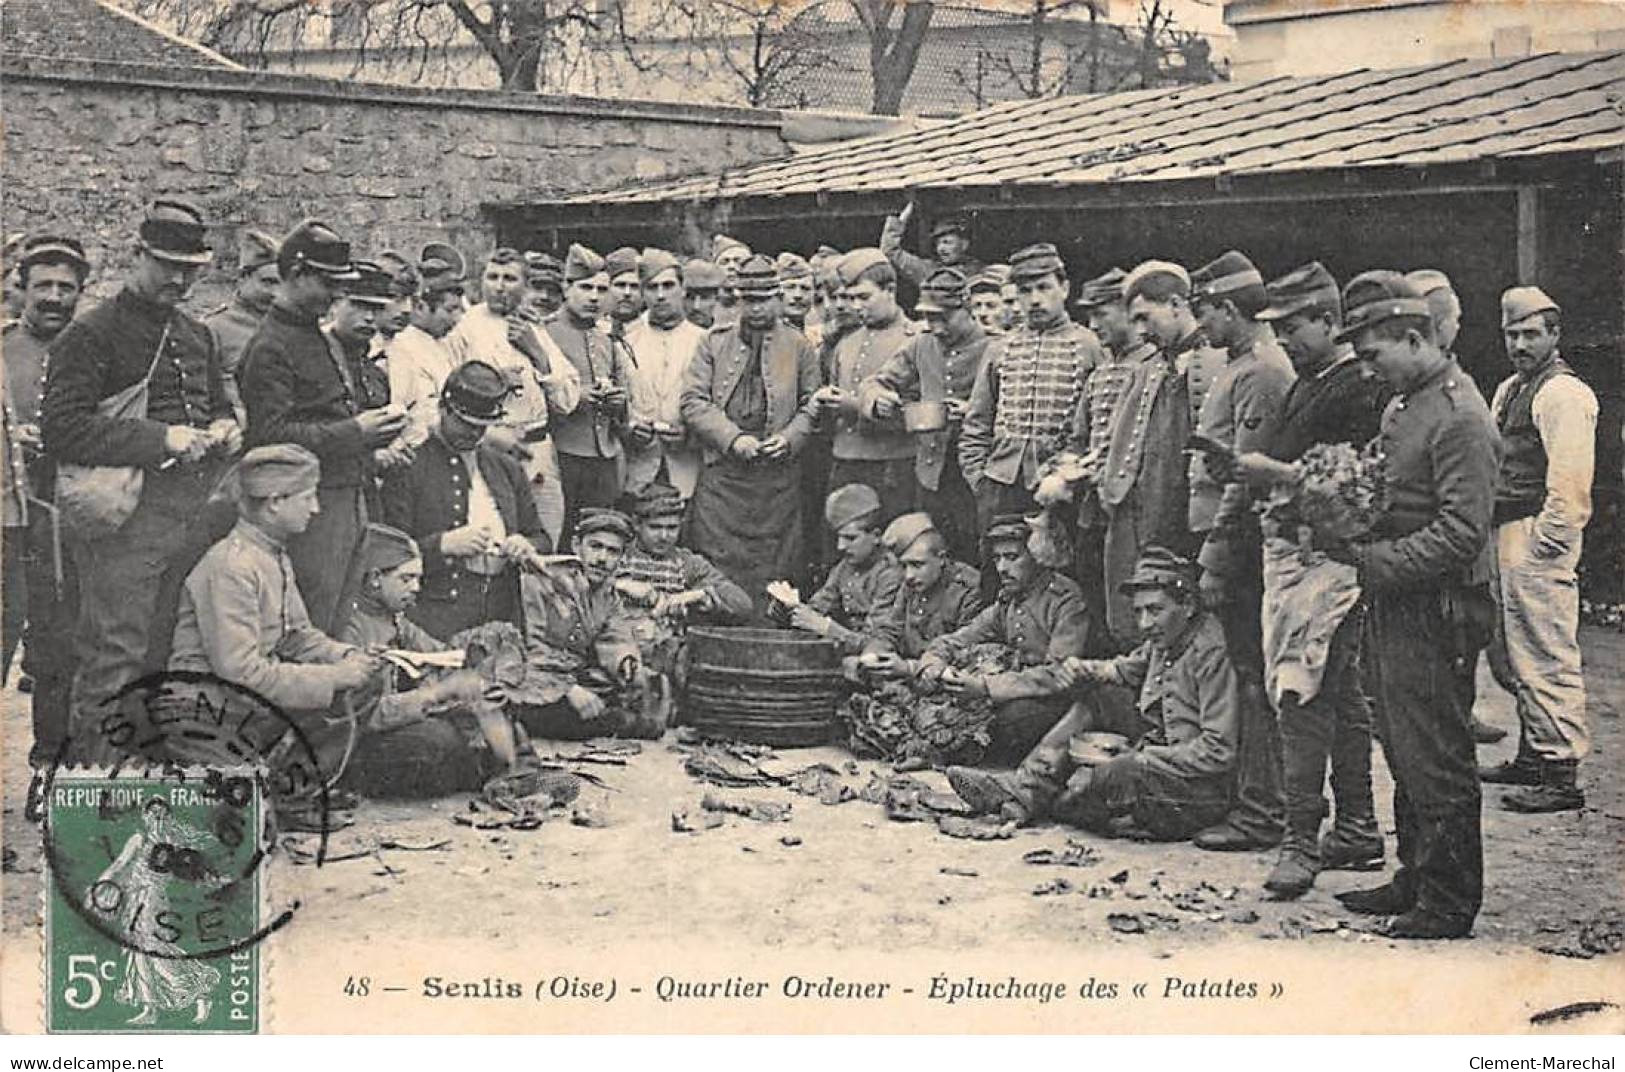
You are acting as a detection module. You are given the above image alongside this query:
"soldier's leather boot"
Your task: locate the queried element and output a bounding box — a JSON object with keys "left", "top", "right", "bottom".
{"left": 1263, "top": 847, "right": 1319, "bottom": 900}
{"left": 1501, "top": 759, "right": 1584, "bottom": 813}
{"left": 1335, "top": 880, "right": 1415, "bottom": 916}
{"left": 1478, "top": 734, "right": 1540, "bottom": 785}
{"left": 1385, "top": 909, "right": 1473, "bottom": 940}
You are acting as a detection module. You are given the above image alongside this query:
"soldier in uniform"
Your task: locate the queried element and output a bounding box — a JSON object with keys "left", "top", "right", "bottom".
{"left": 1235, "top": 262, "right": 1389, "bottom": 896}
{"left": 1407, "top": 268, "right": 1511, "bottom": 746}
{"left": 1480, "top": 287, "right": 1598, "bottom": 814}
{"left": 385, "top": 252, "right": 465, "bottom": 451}
{"left": 337, "top": 522, "right": 498, "bottom": 798}
{"left": 202, "top": 228, "right": 279, "bottom": 426}
{"left": 785, "top": 483, "right": 904, "bottom": 654}
{"left": 947, "top": 547, "right": 1237, "bottom": 839}
{"left": 544, "top": 244, "right": 634, "bottom": 544}
{"left": 966, "top": 269, "right": 1008, "bottom": 337}
{"left": 862, "top": 512, "right": 984, "bottom": 664}
{"left": 1184, "top": 250, "right": 1296, "bottom": 854}
{"left": 680, "top": 255, "right": 821, "bottom": 618}
{"left": 371, "top": 250, "right": 417, "bottom": 357}
{"left": 241, "top": 220, "right": 407, "bottom": 634}
{"left": 959, "top": 243, "right": 1104, "bottom": 536}
{"left": 604, "top": 247, "right": 645, "bottom": 335}
{"left": 3, "top": 233, "right": 89, "bottom": 763}
{"left": 42, "top": 201, "right": 241, "bottom": 762}
{"left": 168, "top": 444, "right": 378, "bottom": 824}
{"left": 445, "top": 247, "right": 580, "bottom": 549}
{"left": 912, "top": 513, "right": 1091, "bottom": 765}
{"left": 811, "top": 248, "right": 921, "bottom": 533}
{"left": 382, "top": 360, "right": 551, "bottom": 641}
{"left": 878, "top": 206, "right": 985, "bottom": 290}
{"left": 777, "top": 253, "right": 817, "bottom": 334}
{"left": 622, "top": 249, "right": 706, "bottom": 500}
{"left": 615, "top": 481, "right": 752, "bottom": 621}
{"left": 859, "top": 266, "right": 990, "bottom": 564}
{"left": 1070, "top": 266, "right": 1148, "bottom": 652}
{"left": 682, "top": 259, "right": 724, "bottom": 330}
{"left": 1333, "top": 271, "right": 1497, "bottom": 940}
{"left": 710, "top": 235, "right": 752, "bottom": 332}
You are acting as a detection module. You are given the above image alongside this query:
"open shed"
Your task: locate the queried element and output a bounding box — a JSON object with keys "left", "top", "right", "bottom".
{"left": 498, "top": 49, "right": 1625, "bottom": 595}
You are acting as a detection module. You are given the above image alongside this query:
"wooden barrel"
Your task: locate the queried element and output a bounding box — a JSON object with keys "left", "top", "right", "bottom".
{"left": 683, "top": 626, "right": 844, "bottom": 747}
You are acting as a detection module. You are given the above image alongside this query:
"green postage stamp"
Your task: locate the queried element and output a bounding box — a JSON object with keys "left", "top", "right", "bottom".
{"left": 42, "top": 767, "right": 267, "bottom": 1033}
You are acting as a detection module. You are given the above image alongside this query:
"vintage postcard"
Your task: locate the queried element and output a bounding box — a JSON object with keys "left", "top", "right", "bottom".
{"left": 2, "top": 0, "right": 1623, "bottom": 1042}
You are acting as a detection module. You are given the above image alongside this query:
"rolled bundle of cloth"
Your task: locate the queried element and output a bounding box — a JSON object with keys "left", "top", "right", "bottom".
{"left": 1260, "top": 537, "right": 1361, "bottom": 709}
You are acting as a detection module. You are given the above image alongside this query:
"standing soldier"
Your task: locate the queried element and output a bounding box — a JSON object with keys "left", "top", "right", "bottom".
{"left": 1236, "top": 262, "right": 1390, "bottom": 896}
{"left": 878, "top": 206, "right": 985, "bottom": 290}
{"left": 812, "top": 248, "right": 921, "bottom": 530}
{"left": 445, "top": 247, "right": 580, "bottom": 550}
{"left": 1335, "top": 270, "right": 1497, "bottom": 940}
{"left": 959, "top": 243, "right": 1104, "bottom": 534}
{"left": 1185, "top": 250, "right": 1296, "bottom": 855}
{"left": 544, "top": 244, "right": 634, "bottom": 542}
{"left": 4, "top": 233, "right": 90, "bottom": 764}
{"left": 42, "top": 202, "right": 241, "bottom": 760}
{"left": 680, "top": 255, "right": 820, "bottom": 617}
{"left": 604, "top": 247, "right": 645, "bottom": 336}
{"left": 1071, "top": 266, "right": 1149, "bottom": 651}
{"left": 623, "top": 248, "right": 706, "bottom": 499}
{"left": 241, "top": 221, "right": 407, "bottom": 634}
{"left": 682, "top": 259, "right": 724, "bottom": 330}
{"left": 711, "top": 235, "right": 752, "bottom": 332}
{"left": 203, "top": 228, "right": 279, "bottom": 426}
{"left": 1408, "top": 268, "right": 1512, "bottom": 746}
{"left": 1480, "top": 287, "right": 1598, "bottom": 814}
{"left": 777, "top": 253, "right": 817, "bottom": 334}
{"left": 385, "top": 253, "right": 465, "bottom": 450}
{"left": 860, "top": 266, "right": 990, "bottom": 563}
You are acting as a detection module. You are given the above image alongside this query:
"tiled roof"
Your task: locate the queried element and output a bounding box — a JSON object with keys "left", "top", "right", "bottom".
{"left": 1, "top": 0, "right": 241, "bottom": 70}
{"left": 571, "top": 49, "right": 1625, "bottom": 205}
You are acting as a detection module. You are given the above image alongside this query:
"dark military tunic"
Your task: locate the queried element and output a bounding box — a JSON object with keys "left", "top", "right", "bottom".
{"left": 870, "top": 560, "right": 984, "bottom": 659}
{"left": 808, "top": 550, "right": 904, "bottom": 655}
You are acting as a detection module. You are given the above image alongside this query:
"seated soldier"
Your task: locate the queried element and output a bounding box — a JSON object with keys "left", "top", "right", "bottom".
{"left": 861, "top": 512, "right": 983, "bottom": 669}
{"left": 168, "top": 445, "right": 379, "bottom": 828}
{"left": 784, "top": 483, "right": 902, "bottom": 653}
{"left": 337, "top": 522, "right": 514, "bottom": 799}
{"left": 382, "top": 359, "right": 551, "bottom": 641}
{"left": 947, "top": 547, "right": 1238, "bottom": 840}
{"left": 912, "top": 513, "right": 1090, "bottom": 764}
{"left": 615, "top": 481, "right": 752, "bottom": 682}
{"left": 520, "top": 509, "right": 661, "bottom": 741}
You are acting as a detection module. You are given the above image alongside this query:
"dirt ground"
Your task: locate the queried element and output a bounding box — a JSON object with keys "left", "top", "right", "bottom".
{"left": 4, "top": 629, "right": 1622, "bottom": 962}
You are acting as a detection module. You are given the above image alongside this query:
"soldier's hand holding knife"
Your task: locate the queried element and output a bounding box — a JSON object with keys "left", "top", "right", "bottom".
{"left": 332, "top": 651, "right": 382, "bottom": 691}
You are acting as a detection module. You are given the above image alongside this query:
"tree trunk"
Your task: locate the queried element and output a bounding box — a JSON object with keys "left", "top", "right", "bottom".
{"left": 863, "top": 1, "right": 934, "bottom": 116}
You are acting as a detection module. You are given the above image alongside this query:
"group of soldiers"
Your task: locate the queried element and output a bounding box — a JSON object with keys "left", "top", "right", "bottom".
{"left": 1, "top": 199, "right": 1599, "bottom": 944}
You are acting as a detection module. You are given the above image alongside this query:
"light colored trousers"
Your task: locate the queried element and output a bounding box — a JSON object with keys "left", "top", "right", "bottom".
{"left": 1495, "top": 515, "right": 1589, "bottom": 762}
{"left": 527, "top": 438, "right": 566, "bottom": 551}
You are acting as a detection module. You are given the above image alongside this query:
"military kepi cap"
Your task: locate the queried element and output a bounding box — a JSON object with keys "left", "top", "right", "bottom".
{"left": 1123, "top": 260, "right": 1190, "bottom": 302}
{"left": 140, "top": 200, "right": 212, "bottom": 266}
{"left": 421, "top": 242, "right": 467, "bottom": 282}
{"left": 776, "top": 252, "right": 813, "bottom": 282}
{"left": 357, "top": 522, "right": 421, "bottom": 575}
{"left": 441, "top": 360, "right": 511, "bottom": 426}
{"left": 238, "top": 444, "right": 321, "bottom": 499}
{"left": 1257, "top": 261, "right": 1340, "bottom": 322}
{"left": 881, "top": 512, "right": 936, "bottom": 555}
{"left": 733, "top": 255, "right": 781, "bottom": 297}
{"left": 982, "top": 512, "right": 1031, "bottom": 547}
{"left": 1073, "top": 267, "right": 1129, "bottom": 309}
{"left": 930, "top": 216, "right": 970, "bottom": 240}
{"left": 915, "top": 266, "right": 968, "bottom": 314}
{"left": 825, "top": 483, "right": 881, "bottom": 531}
{"left": 1501, "top": 286, "right": 1560, "bottom": 329}
{"left": 1008, "top": 242, "right": 1066, "bottom": 282}
{"left": 1190, "top": 250, "right": 1265, "bottom": 303}
{"left": 279, "top": 219, "right": 355, "bottom": 279}
{"left": 682, "top": 259, "right": 724, "bottom": 291}
{"left": 236, "top": 229, "right": 279, "bottom": 274}
{"left": 18, "top": 233, "right": 90, "bottom": 276}
{"left": 375, "top": 251, "right": 419, "bottom": 298}
{"left": 1119, "top": 545, "right": 1197, "bottom": 596}
{"left": 1334, "top": 270, "right": 1432, "bottom": 343}
{"left": 343, "top": 259, "right": 395, "bottom": 305}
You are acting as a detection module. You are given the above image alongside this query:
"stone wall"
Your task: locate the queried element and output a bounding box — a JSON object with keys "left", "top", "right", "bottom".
{"left": 0, "top": 56, "right": 789, "bottom": 305}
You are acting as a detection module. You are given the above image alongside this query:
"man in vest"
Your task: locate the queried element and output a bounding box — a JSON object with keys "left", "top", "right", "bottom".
{"left": 1479, "top": 287, "right": 1597, "bottom": 814}
{"left": 860, "top": 266, "right": 991, "bottom": 563}
{"left": 959, "top": 244, "right": 1103, "bottom": 536}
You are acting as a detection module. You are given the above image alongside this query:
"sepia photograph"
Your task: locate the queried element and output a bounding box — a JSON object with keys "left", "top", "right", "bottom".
{"left": 0, "top": 0, "right": 1621, "bottom": 1047}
